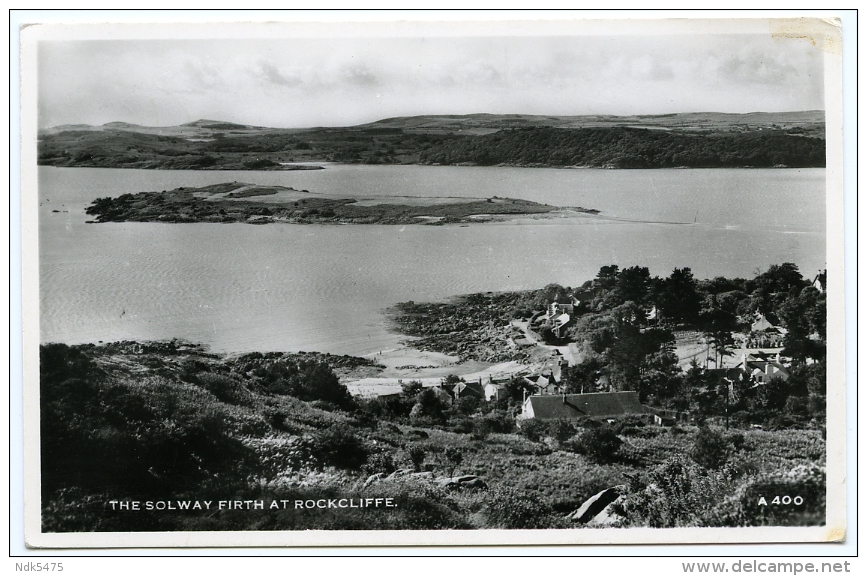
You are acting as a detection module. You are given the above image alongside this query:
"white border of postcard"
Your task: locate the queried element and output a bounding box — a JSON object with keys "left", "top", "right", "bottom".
{"left": 19, "top": 14, "right": 848, "bottom": 548}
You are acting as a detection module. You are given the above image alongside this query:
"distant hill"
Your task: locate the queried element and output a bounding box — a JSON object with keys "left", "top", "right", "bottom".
{"left": 37, "top": 111, "right": 825, "bottom": 170}
{"left": 356, "top": 111, "right": 825, "bottom": 134}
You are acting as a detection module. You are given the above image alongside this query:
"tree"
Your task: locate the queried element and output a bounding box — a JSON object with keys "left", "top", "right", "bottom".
{"left": 562, "top": 357, "right": 605, "bottom": 394}
{"left": 616, "top": 266, "right": 651, "bottom": 306}
{"left": 443, "top": 447, "right": 463, "bottom": 477}
{"left": 690, "top": 427, "right": 730, "bottom": 469}
{"left": 569, "top": 302, "right": 648, "bottom": 391}
{"left": 531, "top": 283, "right": 573, "bottom": 309}
{"left": 410, "top": 388, "right": 448, "bottom": 424}
{"left": 594, "top": 265, "right": 619, "bottom": 291}
{"left": 655, "top": 267, "right": 701, "bottom": 326}
{"left": 699, "top": 299, "right": 739, "bottom": 368}
{"left": 401, "top": 380, "right": 424, "bottom": 399}
{"left": 502, "top": 376, "right": 537, "bottom": 403}
{"left": 751, "top": 263, "right": 808, "bottom": 320}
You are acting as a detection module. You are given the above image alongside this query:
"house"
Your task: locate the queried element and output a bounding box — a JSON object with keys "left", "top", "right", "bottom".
{"left": 484, "top": 382, "right": 502, "bottom": 402}
{"left": 748, "top": 363, "right": 789, "bottom": 383}
{"left": 520, "top": 391, "right": 653, "bottom": 422}
{"left": 708, "top": 353, "right": 790, "bottom": 386}
{"left": 812, "top": 271, "right": 826, "bottom": 293}
{"left": 748, "top": 313, "right": 787, "bottom": 348}
{"left": 453, "top": 381, "right": 485, "bottom": 400}
{"left": 751, "top": 313, "right": 777, "bottom": 333}
{"left": 544, "top": 301, "right": 578, "bottom": 338}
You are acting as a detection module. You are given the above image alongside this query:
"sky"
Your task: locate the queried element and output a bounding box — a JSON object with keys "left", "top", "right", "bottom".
{"left": 36, "top": 25, "right": 826, "bottom": 129}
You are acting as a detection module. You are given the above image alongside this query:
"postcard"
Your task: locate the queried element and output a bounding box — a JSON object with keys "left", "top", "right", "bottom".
{"left": 19, "top": 14, "right": 846, "bottom": 547}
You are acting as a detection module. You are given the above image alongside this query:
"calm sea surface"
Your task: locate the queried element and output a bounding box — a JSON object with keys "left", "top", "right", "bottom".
{"left": 38, "top": 165, "right": 826, "bottom": 355}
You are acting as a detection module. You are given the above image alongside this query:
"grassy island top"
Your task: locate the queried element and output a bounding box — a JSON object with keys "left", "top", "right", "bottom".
{"left": 84, "top": 182, "right": 599, "bottom": 225}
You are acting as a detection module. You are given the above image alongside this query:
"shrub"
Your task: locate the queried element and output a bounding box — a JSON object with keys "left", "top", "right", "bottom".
{"left": 690, "top": 427, "right": 730, "bottom": 469}
{"left": 726, "top": 432, "right": 746, "bottom": 452}
{"left": 308, "top": 425, "right": 368, "bottom": 470}
{"left": 784, "top": 396, "right": 809, "bottom": 417}
{"left": 443, "top": 447, "right": 463, "bottom": 477}
{"left": 614, "top": 456, "right": 735, "bottom": 528}
{"left": 407, "top": 443, "right": 426, "bottom": 472}
{"left": 450, "top": 417, "right": 474, "bottom": 434}
{"left": 518, "top": 418, "right": 547, "bottom": 442}
{"left": 400, "top": 380, "right": 424, "bottom": 399}
{"left": 549, "top": 419, "right": 577, "bottom": 444}
{"left": 483, "top": 486, "right": 557, "bottom": 529}
{"left": 363, "top": 451, "right": 398, "bottom": 476}
{"left": 476, "top": 410, "right": 514, "bottom": 436}
{"left": 568, "top": 425, "right": 622, "bottom": 464}
{"left": 454, "top": 395, "right": 481, "bottom": 415}
{"left": 196, "top": 372, "right": 253, "bottom": 406}
{"left": 613, "top": 416, "right": 646, "bottom": 434}
{"left": 410, "top": 389, "right": 448, "bottom": 425}
{"left": 766, "top": 415, "right": 798, "bottom": 431}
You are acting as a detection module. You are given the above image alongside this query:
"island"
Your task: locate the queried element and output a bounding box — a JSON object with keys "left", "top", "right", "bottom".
{"left": 83, "top": 182, "right": 599, "bottom": 225}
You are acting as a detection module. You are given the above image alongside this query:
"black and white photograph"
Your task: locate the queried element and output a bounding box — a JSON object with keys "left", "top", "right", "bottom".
{"left": 19, "top": 14, "right": 847, "bottom": 548}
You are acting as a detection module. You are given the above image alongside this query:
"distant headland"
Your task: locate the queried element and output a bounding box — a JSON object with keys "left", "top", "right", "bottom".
{"left": 38, "top": 111, "right": 825, "bottom": 170}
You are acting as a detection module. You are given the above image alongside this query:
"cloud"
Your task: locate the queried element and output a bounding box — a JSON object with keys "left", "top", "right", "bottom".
{"left": 36, "top": 32, "right": 825, "bottom": 128}
{"left": 258, "top": 61, "right": 304, "bottom": 88}
{"left": 341, "top": 65, "right": 379, "bottom": 87}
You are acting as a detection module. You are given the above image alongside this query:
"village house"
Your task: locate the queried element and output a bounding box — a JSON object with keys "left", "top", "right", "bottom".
{"left": 484, "top": 382, "right": 501, "bottom": 402}
{"left": 452, "top": 380, "right": 485, "bottom": 400}
{"left": 542, "top": 300, "right": 579, "bottom": 338}
{"left": 812, "top": 270, "right": 826, "bottom": 293}
{"left": 740, "top": 352, "right": 790, "bottom": 384}
{"left": 747, "top": 313, "right": 787, "bottom": 348}
{"left": 707, "top": 352, "right": 790, "bottom": 387}
{"left": 520, "top": 391, "right": 654, "bottom": 422}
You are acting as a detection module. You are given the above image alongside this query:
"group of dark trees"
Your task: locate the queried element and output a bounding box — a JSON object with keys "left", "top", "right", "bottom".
{"left": 546, "top": 263, "right": 826, "bottom": 426}
{"left": 418, "top": 126, "right": 826, "bottom": 168}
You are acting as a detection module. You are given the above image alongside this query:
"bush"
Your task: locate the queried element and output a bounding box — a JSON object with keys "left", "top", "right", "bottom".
{"left": 450, "top": 417, "right": 474, "bottom": 434}
{"left": 483, "top": 486, "right": 557, "bottom": 529}
{"left": 614, "top": 456, "right": 735, "bottom": 528}
{"left": 363, "top": 451, "right": 398, "bottom": 476}
{"left": 690, "top": 427, "right": 730, "bottom": 469}
{"left": 568, "top": 425, "right": 622, "bottom": 463}
{"left": 308, "top": 425, "right": 368, "bottom": 470}
{"left": 410, "top": 389, "right": 448, "bottom": 425}
{"left": 443, "top": 447, "right": 464, "bottom": 477}
{"left": 476, "top": 410, "right": 514, "bottom": 436}
{"left": 407, "top": 443, "right": 426, "bottom": 472}
{"left": 726, "top": 432, "right": 746, "bottom": 452}
{"left": 196, "top": 372, "right": 253, "bottom": 406}
{"left": 549, "top": 419, "right": 577, "bottom": 443}
{"left": 518, "top": 418, "right": 547, "bottom": 442}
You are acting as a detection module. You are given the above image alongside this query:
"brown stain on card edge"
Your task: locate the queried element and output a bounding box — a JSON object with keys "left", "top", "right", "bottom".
{"left": 824, "top": 527, "right": 845, "bottom": 542}
{"left": 770, "top": 18, "right": 842, "bottom": 55}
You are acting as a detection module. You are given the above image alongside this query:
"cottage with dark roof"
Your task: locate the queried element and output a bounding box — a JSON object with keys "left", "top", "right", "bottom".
{"left": 520, "top": 391, "right": 653, "bottom": 421}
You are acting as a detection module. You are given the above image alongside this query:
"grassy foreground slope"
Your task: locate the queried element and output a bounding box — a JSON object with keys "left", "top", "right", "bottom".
{"left": 41, "top": 339, "right": 825, "bottom": 532}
